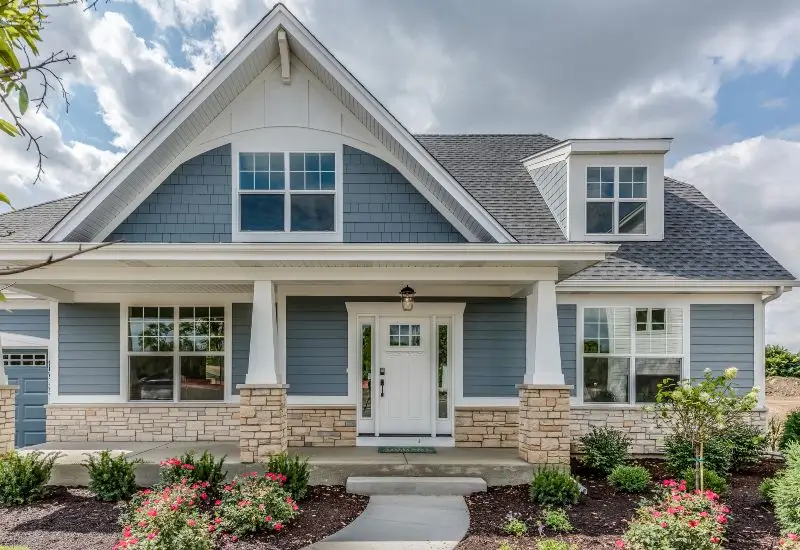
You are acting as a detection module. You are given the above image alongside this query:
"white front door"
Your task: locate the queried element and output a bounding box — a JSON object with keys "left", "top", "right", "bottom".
{"left": 378, "top": 318, "right": 432, "bottom": 435}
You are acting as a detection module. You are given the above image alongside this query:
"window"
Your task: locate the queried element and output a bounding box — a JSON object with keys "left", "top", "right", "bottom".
{"left": 238, "top": 152, "right": 336, "bottom": 233}
{"left": 3, "top": 351, "right": 46, "bottom": 367}
{"left": 437, "top": 324, "right": 449, "bottom": 419}
{"left": 360, "top": 324, "right": 373, "bottom": 419}
{"left": 388, "top": 324, "right": 421, "bottom": 347}
{"left": 128, "top": 306, "right": 225, "bottom": 401}
{"left": 582, "top": 306, "right": 683, "bottom": 404}
{"left": 586, "top": 166, "right": 647, "bottom": 235}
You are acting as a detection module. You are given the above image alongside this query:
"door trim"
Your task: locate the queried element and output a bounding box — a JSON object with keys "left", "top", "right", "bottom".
{"left": 345, "top": 302, "right": 465, "bottom": 444}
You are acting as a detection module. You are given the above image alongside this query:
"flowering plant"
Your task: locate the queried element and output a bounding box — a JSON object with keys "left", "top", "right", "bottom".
{"left": 617, "top": 479, "right": 729, "bottom": 550}
{"left": 780, "top": 533, "right": 800, "bottom": 548}
{"left": 216, "top": 472, "right": 299, "bottom": 538}
{"left": 115, "top": 481, "right": 215, "bottom": 550}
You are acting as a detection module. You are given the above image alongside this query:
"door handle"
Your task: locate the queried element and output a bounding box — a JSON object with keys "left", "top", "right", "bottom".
{"left": 380, "top": 378, "right": 385, "bottom": 398}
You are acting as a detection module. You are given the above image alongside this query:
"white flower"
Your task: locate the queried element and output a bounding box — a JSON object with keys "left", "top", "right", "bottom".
{"left": 723, "top": 367, "right": 738, "bottom": 380}
{"left": 699, "top": 392, "right": 711, "bottom": 402}
{"left": 671, "top": 390, "right": 683, "bottom": 401}
{"left": 704, "top": 367, "right": 712, "bottom": 375}
{"left": 752, "top": 386, "right": 761, "bottom": 392}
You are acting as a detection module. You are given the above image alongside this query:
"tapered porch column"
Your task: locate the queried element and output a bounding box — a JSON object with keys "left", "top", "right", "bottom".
{"left": 238, "top": 280, "right": 287, "bottom": 462}
{"left": 518, "top": 280, "right": 571, "bottom": 468}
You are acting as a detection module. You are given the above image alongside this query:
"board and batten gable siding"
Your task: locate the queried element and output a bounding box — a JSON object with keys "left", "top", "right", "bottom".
{"left": 557, "top": 304, "right": 577, "bottom": 396}
{"left": 0, "top": 309, "right": 49, "bottom": 339}
{"left": 58, "top": 303, "right": 121, "bottom": 395}
{"left": 231, "top": 303, "right": 252, "bottom": 395}
{"left": 690, "top": 304, "right": 755, "bottom": 389}
{"left": 529, "top": 160, "right": 568, "bottom": 235}
{"left": 343, "top": 146, "right": 466, "bottom": 243}
{"left": 107, "top": 145, "right": 233, "bottom": 243}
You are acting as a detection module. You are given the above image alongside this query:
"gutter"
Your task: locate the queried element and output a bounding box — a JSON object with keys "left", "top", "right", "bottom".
{"left": 763, "top": 285, "right": 785, "bottom": 305}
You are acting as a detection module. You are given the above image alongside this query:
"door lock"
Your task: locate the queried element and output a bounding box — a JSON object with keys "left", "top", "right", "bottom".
{"left": 379, "top": 377, "right": 385, "bottom": 398}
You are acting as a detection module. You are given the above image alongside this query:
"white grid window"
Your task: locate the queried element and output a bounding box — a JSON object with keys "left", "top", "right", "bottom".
{"left": 586, "top": 166, "right": 647, "bottom": 235}
{"left": 388, "top": 324, "right": 421, "bottom": 347}
{"left": 3, "top": 351, "right": 47, "bottom": 367}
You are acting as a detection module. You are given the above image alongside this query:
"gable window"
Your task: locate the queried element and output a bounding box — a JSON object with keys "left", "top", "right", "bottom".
{"left": 582, "top": 306, "right": 683, "bottom": 404}
{"left": 586, "top": 166, "right": 647, "bottom": 235}
{"left": 238, "top": 152, "right": 336, "bottom": 234}
{"left": 127, "top": 306, "right": 225, "bottom": 402}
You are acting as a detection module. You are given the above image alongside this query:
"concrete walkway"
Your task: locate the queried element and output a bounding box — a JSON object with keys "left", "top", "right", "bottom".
{"left": 304, "top": 495, "right": 469, "bottom": 550}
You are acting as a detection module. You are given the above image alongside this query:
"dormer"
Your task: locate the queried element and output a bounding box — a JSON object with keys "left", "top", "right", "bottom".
{"left": 523, "top": 138, "right": 672, "bottom": 242}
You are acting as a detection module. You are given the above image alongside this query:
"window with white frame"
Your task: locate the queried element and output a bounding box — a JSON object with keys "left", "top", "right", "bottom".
{"left": 586, "top": 166, "right": 647, "bottom": 235}
{"left": 238, "top": 152, "right": 336, "bottom": 233}
{"left": 3, "top": 350, "right": 47, "bottom": 367}
{"left": 582, "top": 306, "right": 683, "bottom": 404}
{"left": 127, "top": 306, "right": 225, "bottom": 401}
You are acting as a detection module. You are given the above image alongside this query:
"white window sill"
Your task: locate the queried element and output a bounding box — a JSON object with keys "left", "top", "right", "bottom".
{"left": 233, "top": 231, "right": 342, "bottom": 243}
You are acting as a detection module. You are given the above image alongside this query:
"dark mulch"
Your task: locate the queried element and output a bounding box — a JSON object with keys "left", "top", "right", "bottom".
{"left": 457, "top": 459, "right": 783, "bottom": 550}
{"left": 0, "top": 486, "right": 368, "bottom": 550}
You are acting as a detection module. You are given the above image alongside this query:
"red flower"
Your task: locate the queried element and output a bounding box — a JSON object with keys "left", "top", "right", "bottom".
{"left": 232, "top": 535, "right": 238, "bottom": 542}
{"left": 201, "top": 493, "right": 208, "bottom": 500}
{"left": 148, "top": 532, "right": 157, "bottom": 540}
{"left": 209, "top": 525, "right": 216, "bottom": 533}
{"left": 688, "top": 520, "right": 698, "bottom": 528}
{"left": 224, "top": 485, "right": 232, "bottom": 492}
{"left": 187, "top": 519, "right": 196, "bottom": 527}
{"left": 274, "top": 522, "right": 283, "bottom": 531}
{"left": 660, "top": 521, "right": 668, "bottom": 528}
{"left": 615, "top": 541, "right": 625, "bottom": 549}
{"left": 138, "top": 520, "right": 147, "bottom": 528}
{"left": 266, "top": 515, "right": 272, "bottom": 522}
{"left": 182, "top": 464, "right": 195, "bottom": 470}
{"left": 215, "top": 499, "right": 222, "bottom": 506}
{"left": 711, "top": 537, "right": 720, "bottom": 544}
{"left": 147, "top": 509, "right": 157, "bottom": 517}
{"left": 716, "top": 514, "right": 727, "bottom": 525}
{"left": 215, "top": 517, "right": 222, "bottom": 524}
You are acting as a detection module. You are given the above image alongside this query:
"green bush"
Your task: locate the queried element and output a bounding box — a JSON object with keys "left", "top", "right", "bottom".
{"left": 781, "top": 411, "right": 800, "bottom": 451}
{"left": 84, "top": 450, "right": 141, "bottom": 502}
{"left": 216, "top": 472, "right": 299, "bottom": 537}
{"left": 265, "top": 452, "right": 310, "bottom": 500}
{"left": 725, "top": 422, "right": 767, "bottom": 472}
{"left": 664, "top": 434, "right": 733, "bottom": 477}
{"left": 158, "top": 451, "right": 226, "bottom": 491}
{"left": 772, "top": 443, "right": 800, "bottom": 533}
{"left": 540, "top": 507, "right": 572, "bottom": 533}
{"left": 537, "top": 540, "right": 576, "bottom": 550}
{"left": 681, "top": 467, "right": 728, "bottom": 498}
{"left": 501, "top": 513, "right": 527, "bottom": 536}
{"left": 578, "top": 426, "right": 630, "bottom": 475}
{"left": 529, "top": 469, "right": 581, "bottom": 507}
{"left": 766, "top": 344, "right": 800, "bottom": 377}
{"left": 760, "top": 477, "right": 776, "bottom": 504}
{"left": 607, "top": 465, "right": 651, "bottom": 493}
{"left": 0, "top": 450, "right": 59, "bottom": 506}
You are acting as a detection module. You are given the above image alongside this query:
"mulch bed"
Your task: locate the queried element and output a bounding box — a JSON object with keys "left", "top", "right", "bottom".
{"left": 0, "top": 486, "right": 368, "bottom": 550}
{"left": 457, "top": 459, "right": 783, "bottom": 550}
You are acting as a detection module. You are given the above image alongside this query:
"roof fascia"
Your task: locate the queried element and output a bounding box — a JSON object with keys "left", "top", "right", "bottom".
{"left": 557, "top": 279, "right": 797, "bottom": 293}
{"left": 522, "top": 138, "right": 673, "bottom": 165}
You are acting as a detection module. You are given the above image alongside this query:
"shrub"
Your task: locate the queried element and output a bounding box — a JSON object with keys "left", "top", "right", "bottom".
{"left": 607, "top": 465, "right": 651, "bottom": 493}
{"left": 501, "top": 513, "right": 527, "bottom": 536}
{"left": 725, "top": 422, "right": 767, "bottom": 472}
{"left": 578, "top": 426, "right": 630, "bottom": 475}
{"left": 681, "top": 467, "right": 728, "bottom": 498}
{"left": 781, "top": 411, "right": 800, "bottom": 451}
{"left": 540, "top": 507, "right": 572, "bottom": 533}
{"left": 766, "top": 344, "right": 800, "bottom": 378}
{"left": 84, "top": 450, "right": 141, "bottom": 502}
{"left": 664, "top": 435, "right": 732, "bottom": 477}
{"left": 216, "top": 472, "right": 299, "bottom": 537}
{"left": 529, "top": 469, "right": 581, "bottom": 507}
{"left": 0, "top": 450, "right": 59, "bottom": 506}
{"left": 115, "top": 481, "right": 215, "bottom": 550}
{"left": 772, "top": 457, "right": 800, "bottom": 533}
{"left": 158, "top": 451, "right": 226, "bottom": 491}
{"left": 265, "top": 452, "right": 310, "bottom": 500}
{"left": 760, "top": 477, "right": 776, "bottom": 504}
{"left": 537, "top": 540, "right": 576, "bottom": 550}
{"left": 620, "top": 479, "right": 729, "bottom": 550}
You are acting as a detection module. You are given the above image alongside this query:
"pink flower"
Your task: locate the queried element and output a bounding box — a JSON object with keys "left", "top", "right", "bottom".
{"left": 716, "top": 514, "right": 727, "bottom": 525}
{"left": 187, "top": 519, "right": 196, "bottom": 527}
{"left": 147, "top": 509, "right": 157, "bottom": 517}
{"left": 790, "top": 533, "right": 799, "bottom": 541}
{"left": 711, "top": 537, "right": 720, "bottom": 544}
{"left": 660, "top": 521, "right": 668, "bottom": 528}
{"left": 615, "top": 541, "right": 625, "bottom": 549}
{"left": 688, "top": 520, "right": 698, "bottom": 528}
{"left": 232, "top": 535, "right": 238, "bottom": 542}
{"left": 274, "top": 522, "right": 283, "bottom": 531}
{"left": 209, "top": 525, "right": 216, "bottom": 533}
{"left": 201, "top": 493, "right": 208, "bottom": 500}
{"left": 182, "top": 464, "right": 195, "bottom": 470}
{"left": 215, "top": 517, "right": 222, "bottom": 524}
{"left": 215, "top": 499, "right": 222, "bottom": 506}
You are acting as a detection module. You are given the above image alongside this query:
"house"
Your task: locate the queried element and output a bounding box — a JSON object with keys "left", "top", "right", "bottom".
{"left": 0, "top": 3, "right": 793, "bottom": 465}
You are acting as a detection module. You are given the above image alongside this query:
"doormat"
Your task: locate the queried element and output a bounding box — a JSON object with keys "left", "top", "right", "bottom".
{"left": 377, "top": 446, "right": 436, "bottom": 454}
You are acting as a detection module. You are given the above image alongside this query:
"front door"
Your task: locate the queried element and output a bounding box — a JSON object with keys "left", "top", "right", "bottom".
{"left": 378, "top": 318, "right": 431, "bottom": 435}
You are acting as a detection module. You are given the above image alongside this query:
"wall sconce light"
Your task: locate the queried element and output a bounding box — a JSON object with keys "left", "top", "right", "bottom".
{"left": 400, "top": 285, "right": 416, "bottom": 311}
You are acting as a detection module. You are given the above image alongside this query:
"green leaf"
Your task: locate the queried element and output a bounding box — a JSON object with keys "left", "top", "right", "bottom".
{"left": 0, "top": 293, "right": 7, "bottom": 303}
{"left": 0, "top": 192, "right": 13, "bottom": 208}
{"left": 18, "top": 84, "right": 28, "bottom": 115}
{"left": 0, "top": 119, "right": 19, "bottom": 137}
{"left": 0, "top": 41, "right": 20, "bottom": 72}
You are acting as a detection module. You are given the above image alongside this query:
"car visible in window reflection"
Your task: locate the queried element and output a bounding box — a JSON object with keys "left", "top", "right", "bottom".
{"left": 139, "top": 378, "right": 173, "bottom": 400}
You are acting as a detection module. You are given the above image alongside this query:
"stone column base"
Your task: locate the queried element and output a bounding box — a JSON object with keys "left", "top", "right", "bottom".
{"left": 237, "top": 384, "right": 288, "bottom": 463}
{"left": 517, "top": 384, "right": 571, "bottom": 469}
{"left": 0, "top": 385, "right": 18, "bottom": 453}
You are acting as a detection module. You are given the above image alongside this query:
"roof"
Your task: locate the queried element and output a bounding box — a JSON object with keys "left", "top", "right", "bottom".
{"left": 0, "top": 193, "right": 85, "bottom": 243}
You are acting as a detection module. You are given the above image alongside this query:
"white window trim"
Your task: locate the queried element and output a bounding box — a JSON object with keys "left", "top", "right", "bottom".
{"left": 636, "top": 307, "right": 667, "bottom": 333}
{"left": 585, "top": 165, "right": 648, "bottom": 236}
{"left": 577, "top": 303, "right": 689, "bottom": 406}
{"left": 232, "top": 146, "right": 344, "bottom": 242}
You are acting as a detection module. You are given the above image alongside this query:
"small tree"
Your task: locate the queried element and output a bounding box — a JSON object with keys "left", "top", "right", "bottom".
{"left": 766, "top": 344, "right": 800, "bottom": 378}
{"left": 651, "top": 367, "right": 758, "bottom": 491}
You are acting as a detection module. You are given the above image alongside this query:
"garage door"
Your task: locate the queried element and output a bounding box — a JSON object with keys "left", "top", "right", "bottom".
{"left": 4, "top": 349, "right": 48, "bottom": 447}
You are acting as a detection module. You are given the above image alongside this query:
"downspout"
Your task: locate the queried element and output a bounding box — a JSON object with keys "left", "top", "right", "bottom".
{"left": 762, "top": 285, "right": 785, "bottom": 305}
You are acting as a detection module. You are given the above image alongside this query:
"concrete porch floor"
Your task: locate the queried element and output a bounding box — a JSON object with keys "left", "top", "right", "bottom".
{"left": 23, "top": 442, "right": 533, "bottom": 487}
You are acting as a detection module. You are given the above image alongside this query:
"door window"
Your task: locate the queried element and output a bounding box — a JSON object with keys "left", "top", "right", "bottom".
{"left": 388, "top": 324, "right": 421, "bottom": 347}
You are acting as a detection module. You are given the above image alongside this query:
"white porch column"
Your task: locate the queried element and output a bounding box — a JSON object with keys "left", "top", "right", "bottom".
{"left": 524, "top": 280, "right": 564, "bottom": 385}
{"left": 245, "top": 280, "right": 278, "bottom": 385}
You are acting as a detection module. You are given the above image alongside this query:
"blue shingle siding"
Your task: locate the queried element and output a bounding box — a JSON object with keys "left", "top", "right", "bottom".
{"left": 0, "top": 309, "right": 49, "bottom": 339}
{"left": 463, "top": 298, "right": 526, "bottom": 397}
{"left": 557, "top": 304, "right": 577, "bottom": 396}
{"left": 286, "top": 297, "right": 348, "bottom": 396}
{"left": 58, "top": 303, "right": 120, "bottom": 395}
{"left": 343, "top": 146, "right": 465, "bottom": 243}
{"left": 107, "top": 145, "right": 232, "bottom": 243}
{"left": 529, "top": 160, "right": 568, "bottom": 236}
{"left": 231, "top": 303, "right": 252, "bottom": 395}
{"left": 690, "top": 304, "right": 755, "bottom": 390}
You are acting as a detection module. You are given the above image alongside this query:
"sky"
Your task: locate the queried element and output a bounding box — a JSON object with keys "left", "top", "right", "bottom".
{"left": 2, "top": 0, "right": 800, "bottom": 348}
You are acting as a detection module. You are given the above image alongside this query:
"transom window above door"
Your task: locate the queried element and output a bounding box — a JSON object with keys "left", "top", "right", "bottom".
{"left": 388, "top": 324, "right": 421, "bottom": 347}
{"left": 237, "top": 151, "right": 338, "bottom": 238}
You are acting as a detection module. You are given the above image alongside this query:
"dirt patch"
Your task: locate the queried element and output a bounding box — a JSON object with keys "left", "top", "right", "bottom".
{"left": 456, "top": 460, "right": 781, "bottom": 550}
{"left": 767, "top": 376, "right": 800, "bottom": 398}
{"left": 0, "top": 486, "right": 368, "bottom": 550}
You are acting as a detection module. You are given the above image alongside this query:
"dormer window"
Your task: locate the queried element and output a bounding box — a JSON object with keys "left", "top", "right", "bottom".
{"left": 586, "top": 166, "right": 647, "bottom": 235}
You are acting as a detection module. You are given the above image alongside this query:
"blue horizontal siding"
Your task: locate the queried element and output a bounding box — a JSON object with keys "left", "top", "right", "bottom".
{"left": 0, "top": 309, "right": 49, "bottom": 339}
{"left": 690, "top": 304, "right": 755, "bottom": 390}
{"left": 557, "top": 304, "right": 577, "bottom": 396}
{"left": 58, "top": 303, "right": 120, "bottom": 395}
{"left": 231, "top": 303, "right": 251, "bottom": 395}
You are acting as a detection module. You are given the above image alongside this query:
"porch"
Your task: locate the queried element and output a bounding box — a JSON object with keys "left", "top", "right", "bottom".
{"left": 24, "top": 441, "right": 533, "bottom": 487}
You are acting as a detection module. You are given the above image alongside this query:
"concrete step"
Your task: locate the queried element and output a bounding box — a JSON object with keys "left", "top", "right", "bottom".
{"left": 346, "top": 476, "right": 487, "bottom": 496}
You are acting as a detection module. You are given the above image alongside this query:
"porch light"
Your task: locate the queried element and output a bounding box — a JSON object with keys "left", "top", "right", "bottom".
{"left": 400, "top": 285, "right": 416, "bottom": 311}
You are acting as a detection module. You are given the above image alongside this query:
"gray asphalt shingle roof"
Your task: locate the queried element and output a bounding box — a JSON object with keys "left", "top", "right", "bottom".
{"left": 0, "top": 134, "right": 792, "bottom": 281}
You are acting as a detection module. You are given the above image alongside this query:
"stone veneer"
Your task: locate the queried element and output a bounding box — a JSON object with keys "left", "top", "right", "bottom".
{"left": 0, "top": 386, "right": 16, "bottom": 453}
{"left": 454, "top": 407, "right": 518, "bottom": 448}
{"left": 517, "top": 385, "right": 572, "bottom": 467}
{"left": 287, "top": 405, "right": 356, "bottom": 447}
{"left": 45, "top": 403, "right": 240, "bottom": 442}
{"left": 238, "top": 384, "right": 287, "bottom": 462}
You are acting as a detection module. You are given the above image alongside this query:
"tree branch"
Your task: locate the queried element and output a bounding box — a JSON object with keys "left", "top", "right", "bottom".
{"left": 0, "top": 240, "right": 117, "bottom": 276}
